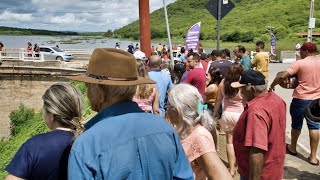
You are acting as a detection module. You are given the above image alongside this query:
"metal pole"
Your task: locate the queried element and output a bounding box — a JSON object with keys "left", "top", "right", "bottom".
{"left": 139, "top": 0, "right": 151, "bottom": 57}
{"left": 307, "top": 0, "right": 314, "bottom": 42}
{"left": 163, "top": 0, "right": 174, "bottom": 69}
{"left": 216, "top": 0, "right": 222, "bottom": 50}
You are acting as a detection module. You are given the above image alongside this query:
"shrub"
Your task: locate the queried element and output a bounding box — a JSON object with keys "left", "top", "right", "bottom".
{"left": 9, "top": 104, "right": 36, "bottom": 136}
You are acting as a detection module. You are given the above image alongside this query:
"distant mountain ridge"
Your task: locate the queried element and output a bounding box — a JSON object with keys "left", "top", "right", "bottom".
{"left": 0, "top": 26, "right": 78, "bottom": 36}
{"left": 114, "top": 0, "right": 320, "bottom": 42}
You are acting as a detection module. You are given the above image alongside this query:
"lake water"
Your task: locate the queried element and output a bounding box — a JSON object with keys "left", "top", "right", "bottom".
{"left": 0, "top": 35, "right": 167, "bottom": 51}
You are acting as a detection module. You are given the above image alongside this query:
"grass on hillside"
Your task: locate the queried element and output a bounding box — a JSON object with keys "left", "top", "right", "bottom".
{"left": 0, "top": 81, "right": 92, "bottom": 179}
{"left": 115, "top": 0, "right": 320, "bottom": 43}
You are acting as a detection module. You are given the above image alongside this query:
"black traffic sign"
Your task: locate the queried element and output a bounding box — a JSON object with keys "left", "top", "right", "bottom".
{"left": 205, "top": 0, "right": 235, "bottom": 20}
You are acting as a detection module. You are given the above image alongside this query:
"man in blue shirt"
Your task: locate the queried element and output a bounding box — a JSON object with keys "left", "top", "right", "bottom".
{"left": 148, "top": 55, "right": 173, "bottom": 116}
{"left": 67, "top": 48, "right": 193, "bottom": 180}
{"left": 234, "top": 45, "right": 252, "bottom": 70}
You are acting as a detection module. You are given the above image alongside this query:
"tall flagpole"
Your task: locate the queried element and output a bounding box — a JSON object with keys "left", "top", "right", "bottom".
{"left": 163, "top": 0, "right": 174, "bottom": 69}
{"left": 307, "top": 0, "right": 315, "bottom": 42}
{"left": 216, "top": 0, "right": 222, "bottom": 50}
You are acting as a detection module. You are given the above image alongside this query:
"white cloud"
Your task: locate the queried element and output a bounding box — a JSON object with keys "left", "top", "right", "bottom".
{"left": 50, "top": 13, "right": 86, "bottom": 25}
{"left": 0, "top": 0, "right": 176, "bottom": 31}
{"left": 0, "top": 10, "right": 33, "bottom": 21}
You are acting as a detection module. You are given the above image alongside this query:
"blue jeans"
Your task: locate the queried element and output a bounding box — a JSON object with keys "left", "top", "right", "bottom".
{"left": 240, "top": 176, "right": 246, "bottom": 180}
{"left": 290, "top": 98, "right": 320, "bottom": 130}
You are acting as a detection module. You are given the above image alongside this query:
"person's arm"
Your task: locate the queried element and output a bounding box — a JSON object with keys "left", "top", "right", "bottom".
{"left": 152, "top": 88, "right": 160, "bottom": 115}
{"left": 68, "top": 148, "right": 93, "bottom": 180}
{"left": 251, "top": 54, "right": 258, "bottom": 68}
{"left": 249, "top": 147, "right": 265, "bottom": 180}
{"left": 197, "top": 152, "right": 233, "bottom": 180}
{"left": 205, "top": 84, "right": 215, "bottom": 96}
{"left": 213, "top": 82, "right": 223, "bottom": 118}
{"left": 5, "top": 174, "right": 26, "bottom": 180}
{"left": 269, "top": 71, "right": 291, "bottom": 91}
{"left": 172, "top": 133, "right": 194, "bottom": 180}
{"left": 183, "top": 71, "right": 192, "bottom": 84}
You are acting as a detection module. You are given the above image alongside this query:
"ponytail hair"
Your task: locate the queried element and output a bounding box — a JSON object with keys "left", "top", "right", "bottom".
{"left": 167, "top": 84, "right": 214, "bottom": 138}
{"left": 43, "top": 82, "right": 85, "bottom": 138}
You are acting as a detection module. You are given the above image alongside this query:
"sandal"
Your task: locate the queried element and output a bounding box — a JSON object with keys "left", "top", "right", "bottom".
{"left": 307, "top": 157, "right": 319, "bottom": 166}
{"left": 286, "top": 144, "right": 297, "bottom": 156}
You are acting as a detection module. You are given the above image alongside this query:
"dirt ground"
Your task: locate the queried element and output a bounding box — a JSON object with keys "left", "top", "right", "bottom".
{"left": 216, "top": 133, "right": 240, "bottom": 180}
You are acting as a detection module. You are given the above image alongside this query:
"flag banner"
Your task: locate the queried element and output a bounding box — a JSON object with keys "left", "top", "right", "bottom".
{"left": 185, "top": 22, "right": 201, "bottom": 51}
{"left": 270, "top": 33, "right": 276, "bottom": 56}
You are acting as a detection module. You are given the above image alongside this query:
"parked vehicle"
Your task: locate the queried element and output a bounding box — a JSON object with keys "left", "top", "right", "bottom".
{"left": 39, "top": 46, "right": 74, "bottom": 61}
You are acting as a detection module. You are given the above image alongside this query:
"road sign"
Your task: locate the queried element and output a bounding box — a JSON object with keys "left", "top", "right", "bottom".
{"left": 205, "top": 0, "right": 235, "bottom": 20}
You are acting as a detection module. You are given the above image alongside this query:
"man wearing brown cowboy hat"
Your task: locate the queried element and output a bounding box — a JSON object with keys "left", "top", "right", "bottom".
{"left": 270, "top": 42, "right": 320, "bottom": 166}
{"left": 67, "top": 48, "right": 193, "bottom": 179}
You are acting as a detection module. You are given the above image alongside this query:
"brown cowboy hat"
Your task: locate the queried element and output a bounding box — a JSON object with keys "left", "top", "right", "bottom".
{"left": 67, "top": 48, "right": 155, "bottom": 85}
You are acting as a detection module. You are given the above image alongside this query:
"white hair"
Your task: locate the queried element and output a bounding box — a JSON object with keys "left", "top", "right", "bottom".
{"left": 168, "top": 84, "right": 214, "bottom": 138}
{"left": 96, "top": 84, "right": 137, "bottom": 100}
{"left": 245, "top": 84, "right": 268, "bottom": 93}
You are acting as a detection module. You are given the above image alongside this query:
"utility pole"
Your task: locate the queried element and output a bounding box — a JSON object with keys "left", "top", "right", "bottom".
{"left": 216, "top": 0, "right": 222, "bottom": 50}
{"left": 139, "top": 0, "right": 151, "bottom": 57}
{"left": 307, "top": 0, "right": 315, "bottom": 42}
{"left": 163, "top": 0, "right": 174, "bottom": 69}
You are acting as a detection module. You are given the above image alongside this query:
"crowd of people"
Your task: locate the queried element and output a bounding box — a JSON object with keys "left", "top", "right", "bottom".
{"left": 4, "top": 41, "right": 320, "bottom": 180}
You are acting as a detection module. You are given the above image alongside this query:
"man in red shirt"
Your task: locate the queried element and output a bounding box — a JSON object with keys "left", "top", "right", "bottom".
{"left": 231, "top": 70, "right": 286, "bottom": 180}
{"left": 184, "top": 52, "right": 206, "bottom": 99}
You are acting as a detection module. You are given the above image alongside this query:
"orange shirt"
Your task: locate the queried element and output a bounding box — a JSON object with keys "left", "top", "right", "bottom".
{"left": 286, "top": 55, "right": 320, "bottom": 100}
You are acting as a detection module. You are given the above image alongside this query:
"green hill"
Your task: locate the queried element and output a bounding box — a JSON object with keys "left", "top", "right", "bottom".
{"left": 0, "top": 26, "right": 79, "bottom": 36}
{"left": 114, "top": 0, "right": 320, "bottom": 43}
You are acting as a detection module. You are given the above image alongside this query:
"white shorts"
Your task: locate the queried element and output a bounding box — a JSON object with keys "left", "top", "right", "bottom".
{"left": 219, "top": 111, "right": 242, "bottom": 132}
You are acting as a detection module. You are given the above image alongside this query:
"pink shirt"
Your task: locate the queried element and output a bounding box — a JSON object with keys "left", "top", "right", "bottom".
{"left": 220, "top": 79, "right": 246, "bottom": 113}
{"left": 287, "top": 55, "right": 320, "bottom": 100}
{"left": 233, "top": 92, "right": 286, "bottom": 180}
{"left": 132, "top": 88, "right": 156, "bottom": 112}
{"left": 182, "top": 125, "right": 216, "bottom": 180}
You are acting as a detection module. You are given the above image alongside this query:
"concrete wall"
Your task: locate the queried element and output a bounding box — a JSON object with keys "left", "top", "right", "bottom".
{"left": 0, "top": 75, "right": 67, "bottom": 139}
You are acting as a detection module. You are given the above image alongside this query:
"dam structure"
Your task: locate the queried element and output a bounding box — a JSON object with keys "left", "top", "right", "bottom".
{"left": 0, "top": 59, "right": 86, "bottom": 139}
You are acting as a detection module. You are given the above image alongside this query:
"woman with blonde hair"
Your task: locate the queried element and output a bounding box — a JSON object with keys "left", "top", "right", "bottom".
{"left": 133, "top": 60, "right": 160, "bottom": 114}
{"left": 166, "top": 84, "right": 232, "bottom": 180}
{"left": 213, "top": 63, "right": 245, "bottom": 176}
{"left": 6, "top": 82, "right": 84, "bottom": 180}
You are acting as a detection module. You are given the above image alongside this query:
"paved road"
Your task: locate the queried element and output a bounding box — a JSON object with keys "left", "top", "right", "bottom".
{"left": 268, "top": 63, "right": 320, "bottom": 158}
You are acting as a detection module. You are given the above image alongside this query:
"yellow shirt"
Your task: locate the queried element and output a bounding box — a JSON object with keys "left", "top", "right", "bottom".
{"left": 252, "top": 52, "right": 270, "bottom": 78}
{"left": 157, "top": 45, "right": 163, "bottom": 52}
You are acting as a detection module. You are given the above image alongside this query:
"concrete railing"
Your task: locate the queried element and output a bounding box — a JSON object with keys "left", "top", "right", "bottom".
{"left": 0, "top": 48, "right": 92, "bottom": 61}
{"left": 0, "top": 48, "right": 44, "bottom": 61}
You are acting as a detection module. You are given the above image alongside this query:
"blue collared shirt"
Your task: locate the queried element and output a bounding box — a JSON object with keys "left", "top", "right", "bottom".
{"left": 68, "top": 101, "right": 193, "bottom": 180}
{"left": 148, "top": 70, "right": 173, "bottom": 116}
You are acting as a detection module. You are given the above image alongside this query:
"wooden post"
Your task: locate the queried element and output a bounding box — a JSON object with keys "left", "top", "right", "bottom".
{"left": 139, "top": 0, "right": 151, "bottom": 58}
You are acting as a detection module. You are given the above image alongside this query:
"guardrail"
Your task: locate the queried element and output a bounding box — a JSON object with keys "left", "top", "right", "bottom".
{"left": 0, "top": 48, "right": 92, "bottom": 61}
{"left": 0, "top": 48, "right": 44, "bottom": 61}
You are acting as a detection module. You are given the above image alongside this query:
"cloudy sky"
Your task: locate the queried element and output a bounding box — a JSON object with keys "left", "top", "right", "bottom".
{"left": 0, "top": 0, "right": 176, "bottom": 32}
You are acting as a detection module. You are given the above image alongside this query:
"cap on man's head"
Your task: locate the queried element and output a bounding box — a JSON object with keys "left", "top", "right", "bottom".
{"left": 174, "top": 63, "right": 186, "bottom": 73}
{"left": 231, "top": 70, "right": 266, "bottom": 88}
{"left": 200, "top": 53, "right": 207, "bottom": 60}
{"left": 299, "top": 42, "right": 317, "bottom": 52}
{"left": 133, "top": 50, "right": 146, "bottom": 60}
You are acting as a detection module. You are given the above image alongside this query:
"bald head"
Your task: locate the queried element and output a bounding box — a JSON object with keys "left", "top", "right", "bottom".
{"left": 149, "top": 55, "right": 162, "bottom": 68}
